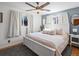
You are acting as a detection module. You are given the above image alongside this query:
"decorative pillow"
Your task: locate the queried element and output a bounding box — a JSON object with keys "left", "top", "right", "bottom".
{"left": 42, "top": 29, "right": 56, "bottom": 35}
{"left": 56, "top": 29, "right": 63, "bottom": 35}
{"left": 42, "top": 30, "right": 49, "bottom": 34}
{"left": 48, "top": 30, "right": 56, "bottom": 35}
{"left": 42, "top": 28, "right": 51, "bottom": 34}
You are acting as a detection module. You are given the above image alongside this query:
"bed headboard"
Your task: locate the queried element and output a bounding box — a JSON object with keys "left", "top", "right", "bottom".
{"left": 44, "top": 12, "right": 69, "bottom": 34}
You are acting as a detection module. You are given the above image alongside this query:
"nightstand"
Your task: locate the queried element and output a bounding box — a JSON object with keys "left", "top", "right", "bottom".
{"left": 70, "top": 34, "right": 79, "bottom": 47}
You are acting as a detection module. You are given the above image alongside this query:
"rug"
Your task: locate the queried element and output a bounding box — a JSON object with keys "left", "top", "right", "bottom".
{"left": 62, "top": 45, "right": 72, "bottom": 56}
{"left": 0, "top": 44, "right": 71, "bottom": 56}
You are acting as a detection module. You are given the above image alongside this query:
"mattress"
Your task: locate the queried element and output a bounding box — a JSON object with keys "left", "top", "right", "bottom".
{"left": 26, "top": 32, "right": 69, "bottom": 55}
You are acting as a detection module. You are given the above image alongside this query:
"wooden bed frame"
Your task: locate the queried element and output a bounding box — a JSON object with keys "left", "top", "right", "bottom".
{"left": 23, "top": 36, "right": 56, "bottom": 56}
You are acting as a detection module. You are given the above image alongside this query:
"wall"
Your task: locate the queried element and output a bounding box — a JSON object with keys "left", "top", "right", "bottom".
{"left": 33, "top": 14, "right": 42, "bottom": 32}
{"left": 42, "top": 7, "right": 79, "bottom": 34}
{"left": 67, "top": 7, "right": 79, "bottom": 34}
{"left": 0, "top": 6, "right": 20, "bottom": 49}
{"left": 0, "top": 6, "right": 33, "bottom": 49}
{"left": 0, "top": 5, "right": 42, "bottom": 48}
{"left": 0, "top": 6, "right": 10, "bottom": 41}
{"left": 0, "top": 6, "right": 42, "bottom": 39}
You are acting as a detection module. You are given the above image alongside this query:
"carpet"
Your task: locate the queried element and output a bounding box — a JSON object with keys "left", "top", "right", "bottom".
{"left": 62, "top": 45, "right": 72, "bottom": 56}
{"left": 0, "top": 44, "right": 71, "bottom": 56}
{"left": 0, "top": 44, "right": 38, "bottom": 56}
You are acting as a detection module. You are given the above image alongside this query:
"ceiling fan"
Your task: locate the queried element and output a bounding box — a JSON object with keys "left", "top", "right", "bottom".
{"left": 25, "top": 2, "right": 50, "bottom": 14}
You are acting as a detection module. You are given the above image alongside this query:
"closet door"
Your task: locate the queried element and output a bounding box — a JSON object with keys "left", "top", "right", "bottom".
{"left": 27, "top": 15, "right": 33, "bottom": 33}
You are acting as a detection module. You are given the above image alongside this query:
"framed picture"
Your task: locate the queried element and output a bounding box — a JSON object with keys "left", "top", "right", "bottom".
{"left": 0, "top": 12, "right": 3, "bottom": 23}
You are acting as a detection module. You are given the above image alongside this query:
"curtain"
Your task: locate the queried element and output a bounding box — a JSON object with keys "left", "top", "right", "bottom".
{"left": 8, "top": 10, "right": 21, "bottom": 38}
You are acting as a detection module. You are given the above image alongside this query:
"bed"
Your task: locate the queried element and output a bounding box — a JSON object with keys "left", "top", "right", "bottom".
{"left": 23, "top": 32, "right": 69, "bottom": 56}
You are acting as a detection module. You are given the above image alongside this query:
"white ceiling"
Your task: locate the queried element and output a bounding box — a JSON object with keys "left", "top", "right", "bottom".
{"left": 0, "top": 2, "right": 79, "bottom": 15}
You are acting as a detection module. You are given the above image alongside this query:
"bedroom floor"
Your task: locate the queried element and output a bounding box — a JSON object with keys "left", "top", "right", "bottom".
{"left": 0, "top": 44, "right": 38, "bottom": 56}
{"left": 0, "top": 44, "right": 78, "bottom": 56}
{"left": 72, "top": 46, "right": 79, "bottom": 56}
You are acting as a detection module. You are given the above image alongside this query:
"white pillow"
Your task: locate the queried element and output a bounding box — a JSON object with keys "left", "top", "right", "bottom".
{"left": 43, "top": 28, "right": 52, "bottom": 31}
{"left": 48, "top": 30, "right": 56, "bottom": 35}
{"left": 56, "top": 29, "right": 63, "bottom": 35}
{"left": 42, "top": 28, "right": 56, "bottom": 35}
{"left": 42, "top": 30, "right": 49, "bottom": 34}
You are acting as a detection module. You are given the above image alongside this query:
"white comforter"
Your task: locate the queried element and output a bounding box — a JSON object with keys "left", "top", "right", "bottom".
{"left": 26, "top": 32, "right": 69, "bottom": 55}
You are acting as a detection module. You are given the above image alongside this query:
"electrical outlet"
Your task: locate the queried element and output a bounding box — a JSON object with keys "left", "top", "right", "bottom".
{"left": 8, "top": 40, "right": 10, "bottom": 43}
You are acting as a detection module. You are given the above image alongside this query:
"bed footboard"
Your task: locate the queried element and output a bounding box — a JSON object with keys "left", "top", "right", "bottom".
{"left": 23, "top": 36, "right": 56, "bottom": 56}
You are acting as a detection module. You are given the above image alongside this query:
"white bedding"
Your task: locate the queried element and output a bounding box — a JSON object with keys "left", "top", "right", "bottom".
{"left": 26, "top": 32, "right": 69, "bottom": 55}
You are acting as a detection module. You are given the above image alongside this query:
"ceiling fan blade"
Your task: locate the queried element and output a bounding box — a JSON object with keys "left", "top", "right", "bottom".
{"left": 26, "top": 9, "right": 36, "bottom": 11}
{"left": 25, "top": 2, "right": 36, "bottom": 8}
{"left": 39, "top": 2, "right": 50, "bottom": 9}
{"left": 40, "top": 9, "right": 50, "bottom": 11}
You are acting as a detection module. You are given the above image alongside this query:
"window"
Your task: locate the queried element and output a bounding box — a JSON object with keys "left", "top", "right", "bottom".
{"left": 22, "top": 16, "right": 28, "bottom": 26}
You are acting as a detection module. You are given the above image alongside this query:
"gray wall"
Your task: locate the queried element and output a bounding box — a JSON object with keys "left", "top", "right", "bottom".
{"left": 42, "top": 7, "right": 79, "bottom": 34}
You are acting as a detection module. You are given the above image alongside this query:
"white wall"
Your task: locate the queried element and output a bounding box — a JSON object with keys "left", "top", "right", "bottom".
{"left": 0, "top": 6, "right": 10, "bottom": 40}
{"left": 0, "top": 6, "right": 42, "bottom": 40}
{"left": 0, "top": 6, "right": 42, "bottom": 49}
{"left": 0, "top": 6, "right": 33, "bottom": 49}
{"left": 33, "top": 14, "right": 42, "bottom": 32}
